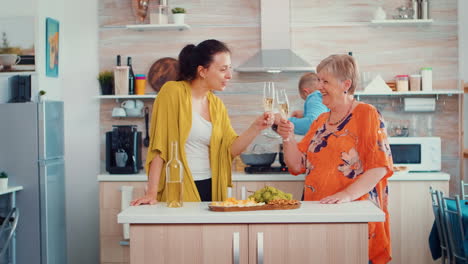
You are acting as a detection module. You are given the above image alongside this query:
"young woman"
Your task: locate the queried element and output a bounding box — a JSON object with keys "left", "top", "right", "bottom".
{"left": 131, "top": 39, "right": 273, "bottom": 205}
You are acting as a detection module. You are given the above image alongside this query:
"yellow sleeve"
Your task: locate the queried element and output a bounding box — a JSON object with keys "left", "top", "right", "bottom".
{"left": 145, "top": 81, "right": 181, "bottom": 173}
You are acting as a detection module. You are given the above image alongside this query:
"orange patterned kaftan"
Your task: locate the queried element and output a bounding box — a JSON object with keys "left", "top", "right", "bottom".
{"left": 295, "top": 103, "right": 393, "bottom": 264}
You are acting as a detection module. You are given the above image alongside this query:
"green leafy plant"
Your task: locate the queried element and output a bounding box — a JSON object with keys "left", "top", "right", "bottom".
{"left": 39, "top": 90, "right": 46, "bottom": 96}
{"left": 0, "top": 32, "right": 22, "bottom": 54}
{"left": 98, "top": 70, "right": 114, "bottom": 84}
{"left": 171, "top": 7, "right": 186, "bottom": 14}
{"left": 0, "top": 171, "right": 8, "bottom": 178}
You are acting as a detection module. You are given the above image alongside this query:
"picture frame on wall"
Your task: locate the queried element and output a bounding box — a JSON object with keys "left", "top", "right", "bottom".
{"left": 0, "top": 16, "right": 36, "bottom": 72}
{"left": 45, "top": 17, "right": 59, "bottom": 77}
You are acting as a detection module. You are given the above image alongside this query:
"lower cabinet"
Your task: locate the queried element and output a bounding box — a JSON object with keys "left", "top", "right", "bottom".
{"left": 129, "top": 223, "right": 368, "bottom": 264}
{"left": 387, "top": 180, "right": 449, "bottom": 264}
{"left": 100, "top": 181, "right": 147, "bottom": 264}
{"left": 100, "top": 179, "right": 449, "bottom": 264}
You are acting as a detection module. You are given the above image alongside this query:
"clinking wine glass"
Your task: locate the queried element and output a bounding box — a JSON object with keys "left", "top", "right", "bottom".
{"left": 262, "top": 82, "right": 280, "bottom": 138}
{"left": 263, "top": 81, "right": 275, "bottom": 112}
{"left": 276, "top": 88, "right": 290, "bottom": 141}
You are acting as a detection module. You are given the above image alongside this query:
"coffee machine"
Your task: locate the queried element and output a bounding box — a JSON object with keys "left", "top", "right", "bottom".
{"left": 106, "top": 125, "right": 142, "bottom": 174}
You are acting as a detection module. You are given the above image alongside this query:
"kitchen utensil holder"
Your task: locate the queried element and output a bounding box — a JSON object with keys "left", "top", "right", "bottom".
{"left": 114, "top": 66, "right": 129, "bottom": 95}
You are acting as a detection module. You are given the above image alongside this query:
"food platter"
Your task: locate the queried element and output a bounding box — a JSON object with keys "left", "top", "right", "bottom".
{"left": 208, "top": 202, "right": 301, "bottom": 212}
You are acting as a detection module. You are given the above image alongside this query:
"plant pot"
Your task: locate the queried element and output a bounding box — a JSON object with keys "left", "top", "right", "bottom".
{"left": 0, "top": 178, "right": 8, "bottom": 191}
{"left": 172, "top": 13, "right": 185, "bottom": 24}
{"left": 100, "top": 82, "right": 114, "bottom": 95}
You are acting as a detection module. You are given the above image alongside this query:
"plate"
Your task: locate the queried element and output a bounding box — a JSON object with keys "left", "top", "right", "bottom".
{"left": 208, "top": 203, "right": 301, "bottom": 212}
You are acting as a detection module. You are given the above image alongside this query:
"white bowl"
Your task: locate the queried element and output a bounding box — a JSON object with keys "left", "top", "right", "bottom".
{"left": 0, "top": 54, "right": 21, "bottom": 66}
{"left": 125, "top": 108, "right": 142, "bottom": 117}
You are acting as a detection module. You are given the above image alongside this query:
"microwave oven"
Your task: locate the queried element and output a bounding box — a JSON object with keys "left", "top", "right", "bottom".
{"left": 388, "top": 137, "right": 441, "bottom": 172}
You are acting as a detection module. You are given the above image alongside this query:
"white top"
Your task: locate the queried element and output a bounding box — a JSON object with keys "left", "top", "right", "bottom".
{"left": 185, "top": 112, "right": 212, "bottom": 181}
{"left": 118, "top": 200, "right": 385, "bottom": 224}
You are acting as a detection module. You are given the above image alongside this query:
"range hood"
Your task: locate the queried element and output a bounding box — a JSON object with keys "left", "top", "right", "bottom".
{"left": 235, "top": 0, "right": 314, "bottom": 73}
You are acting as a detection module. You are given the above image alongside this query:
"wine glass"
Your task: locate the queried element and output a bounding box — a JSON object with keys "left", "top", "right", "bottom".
{"left": 263, "top": 81, "right": 275, "bottom": 112}
{"left": 276, "top": 88, "right": 290, "bottom": 141}
{"left": 262, "top": 82, "right": 280, "bottom": 138}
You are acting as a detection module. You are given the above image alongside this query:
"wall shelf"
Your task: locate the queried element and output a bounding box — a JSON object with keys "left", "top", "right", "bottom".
{"left": 125, "top": 24, "right": 190, "bottom": 31}
{"left": 355, "top": 90, "right": 462, "bottom": 96}
{"left": 96, "top": 95, "right": 156, "bottom": 99}
{"left": 370, "top": 19, "right": 433, "bottom": 26}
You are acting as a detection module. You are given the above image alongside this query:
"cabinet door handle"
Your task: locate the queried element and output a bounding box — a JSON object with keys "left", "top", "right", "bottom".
{"left": 257, "top": 232, "right": 264, "bottom": 264}
{"left": 233, "top": 232, "right": 240, "bottom": 264}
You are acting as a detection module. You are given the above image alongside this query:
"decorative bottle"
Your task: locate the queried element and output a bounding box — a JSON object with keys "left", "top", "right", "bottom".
{"left": 165, "top": 141, "right": 183, "bottom": 208}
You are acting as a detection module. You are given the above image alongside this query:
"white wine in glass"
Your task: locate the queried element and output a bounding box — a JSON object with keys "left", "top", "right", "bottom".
{"left": 276, "top": 89, "right": 290, "bottom": 141}
{"left": 263, "top": 82, "right": 275, "bottom": 112}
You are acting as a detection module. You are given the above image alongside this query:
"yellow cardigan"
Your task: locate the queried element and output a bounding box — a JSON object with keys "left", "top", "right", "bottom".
{"left": 145, "top": 81, "right": 238, "bottom": 202}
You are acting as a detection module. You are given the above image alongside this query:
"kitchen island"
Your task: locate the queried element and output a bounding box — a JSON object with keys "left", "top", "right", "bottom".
{"left": 100, "top": 171, "right": 449, "bottom": 263}
{"left": 118, "top": 201, "right": 384, "bottom": 264}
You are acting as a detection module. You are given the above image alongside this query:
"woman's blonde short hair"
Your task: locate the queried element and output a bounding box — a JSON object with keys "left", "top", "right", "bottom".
{"left": 316, "top": 54, "right": 359, "bottom": 95}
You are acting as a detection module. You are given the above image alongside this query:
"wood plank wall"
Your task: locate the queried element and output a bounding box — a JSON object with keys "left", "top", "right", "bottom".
{"left": 99, "top": 0, "right": 461, "bottom": 192}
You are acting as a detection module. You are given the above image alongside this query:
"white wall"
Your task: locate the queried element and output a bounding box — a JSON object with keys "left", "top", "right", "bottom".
{"left": 61, "top": 0, "right": 100, "bottom": 263}
{"left": 0, "top": 0, "right": 36, "bottom": 16}
{"left": 1, "top": 0, "right": 100, "bottom": 262}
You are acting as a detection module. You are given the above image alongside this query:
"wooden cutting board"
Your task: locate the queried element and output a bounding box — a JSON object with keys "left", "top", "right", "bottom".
{"left": 208, "top": 203, "right": 301, "bottom": 212}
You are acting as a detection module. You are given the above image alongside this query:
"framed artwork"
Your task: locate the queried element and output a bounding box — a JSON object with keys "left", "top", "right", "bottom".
{"left": 45, "top": 17, "right": 59, "bottom": 77}
{"left": 0, "top": 16, "right": 35, "bottom": 72}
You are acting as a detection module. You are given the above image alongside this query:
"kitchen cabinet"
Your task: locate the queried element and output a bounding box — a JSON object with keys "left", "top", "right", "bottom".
{"left": 99, "top": 172, "right": 450, "bottom": 264}
{"left": 120, "top": 201, "right": 377, "bottom": 264}
{"left": 129, "top": 222, "right": 367, "bottom": 264}
{"left": 99, "top": 181, "right": 146, "bottom": 263}
{"left": 387, "top": 179, "right": 449, "bottom": 264}
{"left": 130, "top": 224, "right": 249, "bottom": 264}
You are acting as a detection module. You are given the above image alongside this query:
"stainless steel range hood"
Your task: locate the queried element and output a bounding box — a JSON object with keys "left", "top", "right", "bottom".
{"left": 235, "top": 0, "right": 314, "bottom": 73}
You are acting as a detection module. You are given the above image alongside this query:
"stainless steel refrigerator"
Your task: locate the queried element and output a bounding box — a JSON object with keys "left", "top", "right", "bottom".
{"left": 0, "top": 101, "right": 67, "bottom": 264}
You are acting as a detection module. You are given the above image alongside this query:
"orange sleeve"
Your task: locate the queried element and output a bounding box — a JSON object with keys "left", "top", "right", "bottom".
{"left": 292, "top": 115, "right": 327, "bottom": 175}
{"left": 358, "top": 105, "right": 394, "bottom": 179}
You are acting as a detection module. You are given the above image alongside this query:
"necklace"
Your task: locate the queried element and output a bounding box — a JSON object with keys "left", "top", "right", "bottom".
{"left": 328, "top": 99, "right": 355, "bottom": 126}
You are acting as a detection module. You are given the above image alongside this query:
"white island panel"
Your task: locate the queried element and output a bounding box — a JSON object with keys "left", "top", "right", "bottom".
{"left": 118, "top": 200, "right": 384, "bottom": 224}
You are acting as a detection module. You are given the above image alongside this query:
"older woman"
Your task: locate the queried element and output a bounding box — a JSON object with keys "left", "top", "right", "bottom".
{"left": 277, "top": 54, "right": 393, "bottom": 264}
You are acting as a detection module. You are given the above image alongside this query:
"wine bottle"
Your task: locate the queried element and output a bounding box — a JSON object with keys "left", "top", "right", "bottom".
{"left": 127, "top": 57, "right": 135, "bottom": 95}
{"left": 165, "top": 141, "right": 184, "bottom": 208}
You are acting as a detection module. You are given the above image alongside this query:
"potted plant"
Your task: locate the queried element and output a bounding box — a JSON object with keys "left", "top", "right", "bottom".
{"left": 98, "top": 70, "right": 114, "bottom": 95}
{"left": 0, "top": 171, "right": 8, "bottom": 191}
{"left": 38, "top": 90, "right": 47, "bottom": 102}
{"left": 171, "top": 7, "right": 186, "bottom": 24}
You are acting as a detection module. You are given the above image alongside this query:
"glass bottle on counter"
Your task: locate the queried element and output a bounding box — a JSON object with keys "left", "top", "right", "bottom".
{"left": 127, "top": 57, "right": 135, "bottom": 95}
{"left": 165, "top": 141, "right": 184, "bottom": 208}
